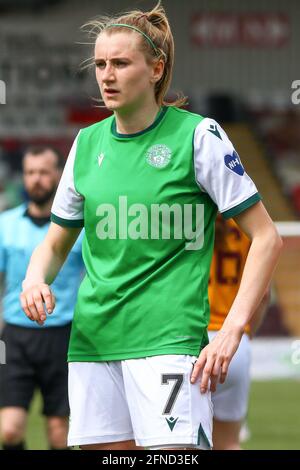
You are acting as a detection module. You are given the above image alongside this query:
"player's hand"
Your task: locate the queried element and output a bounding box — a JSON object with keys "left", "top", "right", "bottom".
{"left": 20, "top": 281, "right": 56, "bottom": 326}
{"left": 190, "top": 326, "right": 243, "bottom": 393}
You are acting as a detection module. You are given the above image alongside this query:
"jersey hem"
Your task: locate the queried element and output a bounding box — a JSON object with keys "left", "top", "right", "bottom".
{"left": 51, "top": 213, "right": 84, "bottom": 228}
{"left": 67, "top": 347, "right": 202, "bottom": 362}
{"left": 222, "top": 193, "right": 261, "bottom": 219}
{"left": 136, "top": 435, "right": 208, "bottom": 448}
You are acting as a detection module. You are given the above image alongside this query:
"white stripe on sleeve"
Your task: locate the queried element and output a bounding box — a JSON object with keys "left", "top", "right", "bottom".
{"left": 51, "top": 132, "right": 84, "bottom": 222}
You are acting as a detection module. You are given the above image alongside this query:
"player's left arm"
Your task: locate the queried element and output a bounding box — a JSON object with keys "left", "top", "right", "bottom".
{"left": 191, "top": 201, "right": 282, "bottom": 392}
{"left": 248, "top": 286, "right": 271, "bottom": 338}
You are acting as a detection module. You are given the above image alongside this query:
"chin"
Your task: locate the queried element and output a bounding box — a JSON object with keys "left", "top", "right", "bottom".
{"left": 103, "top": 100, "right": 119, "bottom": 111}
{"left": 105, "top": 104, "right": 118, "bottom": 111}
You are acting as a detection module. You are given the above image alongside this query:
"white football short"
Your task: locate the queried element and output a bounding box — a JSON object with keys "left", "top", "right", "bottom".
{"left": 208, "top": 331, "right": 251, "bottom": 422}
{"left": 68, "top": 354, "right": 213, "bottom": 449}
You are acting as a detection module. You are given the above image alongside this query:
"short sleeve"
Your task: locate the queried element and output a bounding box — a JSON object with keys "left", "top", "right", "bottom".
{"left": 193, "top": 118, "right": 261, "bottom": 219}
{"left": 51, "top": 132, "right": 84, "bottom": 227}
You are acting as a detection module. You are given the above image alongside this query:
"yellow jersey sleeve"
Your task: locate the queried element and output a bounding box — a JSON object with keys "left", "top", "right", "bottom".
{"left": 208, "top": 219, "right": 251, "bottom": 333}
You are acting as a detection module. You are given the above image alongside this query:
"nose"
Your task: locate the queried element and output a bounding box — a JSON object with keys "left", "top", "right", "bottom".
{"left": 31, "top": 171, "right": 42, "bottom": 184}
{"left": 102, "top": 63, "right": 115, "bottom": 83}
{"left": 31, "top": 172, "right": 41, "bottom": 183}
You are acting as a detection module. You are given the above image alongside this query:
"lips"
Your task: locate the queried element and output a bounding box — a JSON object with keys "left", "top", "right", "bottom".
{"left": 104, "top": 89, "right": 119, "bottom": 95}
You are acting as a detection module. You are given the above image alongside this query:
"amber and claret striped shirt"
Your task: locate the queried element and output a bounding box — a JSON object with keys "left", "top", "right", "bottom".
{"left": 208, "top": 218, "right": 251, "bottom": 334}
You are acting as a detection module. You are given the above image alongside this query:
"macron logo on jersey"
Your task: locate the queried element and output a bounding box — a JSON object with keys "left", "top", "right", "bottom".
{"left": 224, "top": 151, "right": 244, "bottom": 176}
{"left": 208, "top": 122, "right": 222, "bottom": 140}
{"left": 98, "top": 153, "right": 105, "bottom": 167}
{"left": 166, "top": 416, "right": 179, "bottom": 431}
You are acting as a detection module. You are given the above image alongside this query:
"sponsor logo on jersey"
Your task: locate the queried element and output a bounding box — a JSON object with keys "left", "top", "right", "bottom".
{"left": 224, "top": 150, "right": 244, "bottom": 176}
{"left": 146, "top": 144, "right": 172, "bottom": 169}
{"left": 95, "top": 196, "right": 205, "bottom": 251}
{"left": 208, "top": 123, "right": 222, "bottom": 140}
{"left": 98, "top": 153, "right": 105, "bottom": 167}
{"left": 165, "top": 416, "right": 179, "bottom": 431}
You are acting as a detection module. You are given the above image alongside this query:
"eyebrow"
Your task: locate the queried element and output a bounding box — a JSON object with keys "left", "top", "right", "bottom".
{"left": 94, "top": 57, "right": 131, "bottom": 62}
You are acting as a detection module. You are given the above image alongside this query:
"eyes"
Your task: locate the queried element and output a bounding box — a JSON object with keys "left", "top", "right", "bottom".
{"left": 95, "top": 60, "right": 129, "bottom": 70}
{"left": 24, "top": 170, "right": 50, "bottom": 177}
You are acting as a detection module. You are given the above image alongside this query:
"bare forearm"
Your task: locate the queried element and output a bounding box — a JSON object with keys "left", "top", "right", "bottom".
{"left": 223, "top": 227, "right": 282, "bottom": 333}
{"left": 23, "top": 223, "right": 82, "bottom": 289}
{"left": 21, "top": 224, "right": 81, "bottom": 325}
{"left": 23, "top": 241, "right": 66, "bottom": 287}
{"left": 248, "top": 288, "right": 270, "bottom": 337}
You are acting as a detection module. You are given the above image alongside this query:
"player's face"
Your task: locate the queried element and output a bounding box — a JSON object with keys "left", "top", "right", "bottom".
{"left": 23, "top": 151, "right": 61, "bottom": 205}
{"left": 94, "top": 31, "right": 161, "bottom": 113}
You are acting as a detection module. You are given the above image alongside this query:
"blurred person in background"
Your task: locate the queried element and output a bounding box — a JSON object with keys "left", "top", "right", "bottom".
{"left": 0, "top": 156, "right": 10, "bottom": 212}
{"left": 208, "top": 215, "right": 270, "bottom": 450}
{"left": 0, "top": 146, "right": 84, "bottom": 450}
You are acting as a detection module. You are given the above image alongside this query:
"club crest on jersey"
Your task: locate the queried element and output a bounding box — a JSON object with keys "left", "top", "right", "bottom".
{"left": 224, "top": 151, "right": 244, "bottom": 176}
{"left": 146, "top": 144, "right": 171, "bottom": 169}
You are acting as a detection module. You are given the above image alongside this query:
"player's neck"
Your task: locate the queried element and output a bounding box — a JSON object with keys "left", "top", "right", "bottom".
{"left": 27, "top": 200, "right": 52, "bottom": 218}
{"left": 115, "top": 100, "right": 160, "bottom": 135}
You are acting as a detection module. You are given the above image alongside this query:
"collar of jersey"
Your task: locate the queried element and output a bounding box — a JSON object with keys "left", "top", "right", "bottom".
{"left": 23, "top": 207, "right": 50, "bottom": 227}
{"left": 111, "top": 106, "right": 168, "bottom": 139}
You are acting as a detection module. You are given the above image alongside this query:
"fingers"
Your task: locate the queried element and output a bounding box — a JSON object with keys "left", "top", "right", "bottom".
{"left": 200, "top": 356, "right": 216, "bottom": 393}
{"left": 219, "top": 359, "right": 229, "bottom": 384}
{"left": 28, "top": 291, "right": 45, "bottom": 325}
{"left": 200, "top": 354, "right": 230, "bottom": 393}
{"left": 210, "top": 358, "right": 222, "bottom": 392}
{"left": 20, "top": 292, "right": 34, "bottom": 321}
{"left": 20, "top": 291, "right": 42, "bottom": 324}
{"left": 20, "top": 284, "right": 54, "bottom": 326}
{"left": 190, "top": 349, "right": 231, "bottom": 394}
{"left": 41, "top": 285, "right": 55, "bottom": 314}
{"left": 191, "top": 353, "right": 218, "bottom": 394}
{"left": 190, "top": 350, "right": 206, "bottom": 385}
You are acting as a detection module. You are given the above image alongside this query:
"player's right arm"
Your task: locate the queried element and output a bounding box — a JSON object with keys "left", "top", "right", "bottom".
{"left": 20, "top": 222, "right": 82, "bottom": 326}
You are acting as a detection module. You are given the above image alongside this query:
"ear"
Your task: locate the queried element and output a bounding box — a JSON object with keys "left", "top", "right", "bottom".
{"left": 150, "top": 59, "right": 165, "bottom": 84}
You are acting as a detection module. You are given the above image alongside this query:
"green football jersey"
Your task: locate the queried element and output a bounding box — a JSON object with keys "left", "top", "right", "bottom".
{"left": 51, "top": 106, "right": 260, "bottom": 361}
